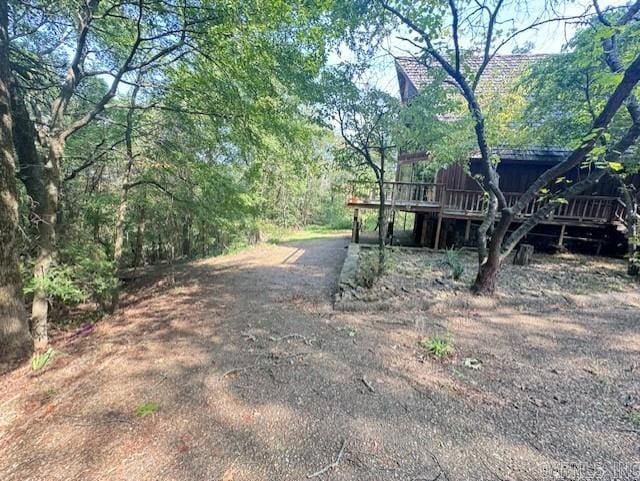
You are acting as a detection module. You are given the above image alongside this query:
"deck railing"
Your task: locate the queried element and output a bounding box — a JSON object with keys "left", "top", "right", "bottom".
{"left": 348, "top": 181, "right": 627, "bottom": 225}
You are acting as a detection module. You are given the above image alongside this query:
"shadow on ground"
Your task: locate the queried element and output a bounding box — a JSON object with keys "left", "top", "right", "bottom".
{"left": 1, "top": 235, "right": 638, "bottom": 481}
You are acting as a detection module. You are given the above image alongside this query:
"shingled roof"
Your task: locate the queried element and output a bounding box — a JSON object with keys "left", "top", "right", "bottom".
{"left": 396, "top": 54, "right": 550, "bottom": 100}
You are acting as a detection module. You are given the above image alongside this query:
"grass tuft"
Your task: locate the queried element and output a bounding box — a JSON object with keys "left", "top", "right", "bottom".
{"left": 420, "top": 333, "right": 455, "bottom": 359}
{"left": 135, "top": 401, "right": 160, "bottom": 417}
{"left": 31, "top": 348, "right": 54, "bottom": 371}
{"left": 444, "top": 249, "right": 464, "bottom": 280}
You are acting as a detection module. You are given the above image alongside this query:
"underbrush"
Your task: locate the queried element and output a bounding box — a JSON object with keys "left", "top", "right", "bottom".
{"left": 355, "top": 248, "right": 394, "bottom": 288}
{"left": 22, "top": 240, "right": 119, "bottom": 317}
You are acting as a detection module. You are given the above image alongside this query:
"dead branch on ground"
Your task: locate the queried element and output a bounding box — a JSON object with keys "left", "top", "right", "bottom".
{"left": 306, "top": 439, "right": 347, "bottom": 478}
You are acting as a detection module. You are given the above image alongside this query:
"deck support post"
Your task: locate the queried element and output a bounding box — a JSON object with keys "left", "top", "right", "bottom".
{"left": 420, "top": 216, "right": 428, "bottom": 246}
{"left": 558, "top": 224, "right": 566, "bottom": 247}
{"left": 351, "top": 209, "right": 360, "bottom": 244}
{"left": 464, "top": 219, "right": 472, "bottom": 243}
{"left": 434, "top": 213, "right": 443, "bottom": 250}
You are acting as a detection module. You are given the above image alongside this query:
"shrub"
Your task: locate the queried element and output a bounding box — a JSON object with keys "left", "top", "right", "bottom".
{"left": 355, "top": 251, "right": 378, "bottom": 288}
{"left": 24, "top": 265, "right": 86, "bottom": 304}
{"left": 355, "top": 249, "right": 391, "bottom": 287}
{"left": 444, "top": 249, "right": 464, "bottom": 280}
{"left": 23, "top": 240, "right": 119, "bottom": 313}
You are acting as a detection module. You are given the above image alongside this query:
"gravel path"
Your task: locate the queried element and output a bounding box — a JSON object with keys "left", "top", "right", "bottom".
{"left": 1, "top": 236, "right": 638, "bottom": 480}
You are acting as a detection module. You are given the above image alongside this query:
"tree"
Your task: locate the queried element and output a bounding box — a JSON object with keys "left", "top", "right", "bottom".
{"left": 379, "top": 0, "right": 640, "bottom": 294}
{"left": 9, "top": 0, "right": 195, "bottom": 349}
{"left": 322, "top": 69, "right": 399, "bottom": 272}
{"left": 514, "top": 5, "right": 640, "bottom": 275}
{"left": 0, "top": 0, "right": 32, "bottom": 363}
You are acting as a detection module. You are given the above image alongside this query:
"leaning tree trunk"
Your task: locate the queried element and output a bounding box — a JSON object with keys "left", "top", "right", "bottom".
{"left": 0, "top": 0, "right": 32, "bottom": 363}
{"left": 472, "top": 253, "right": 501, "bottom": 295}
{"left": 472, "top": 212, "right": 512, "bottom": 295}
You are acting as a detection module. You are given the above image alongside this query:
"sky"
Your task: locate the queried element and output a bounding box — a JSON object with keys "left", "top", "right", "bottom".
{"left": 334, "top": 0, "right": 631, "bottom": 95}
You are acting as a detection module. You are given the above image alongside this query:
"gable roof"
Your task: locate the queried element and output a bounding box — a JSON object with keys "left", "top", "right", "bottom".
{"left": 395, "top": 54, "right": 549, "bottom": 99}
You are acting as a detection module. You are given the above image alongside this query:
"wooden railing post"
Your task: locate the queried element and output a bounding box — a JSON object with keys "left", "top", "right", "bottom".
{"left": 351, "top": 208, "right": 360, "bottom": 244}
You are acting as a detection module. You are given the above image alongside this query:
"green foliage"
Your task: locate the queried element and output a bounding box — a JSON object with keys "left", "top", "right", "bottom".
{"left": 6, "top": 0, "right": 385, "bottom": 334}
{"left": 31, "top": 348, "right": 54, "bottom": 371}
{"left": 67, "top": 242, "right": 119, "bottom": 308}
{"left": 516, "top": 18, "right": 640, "bottom": 156}
{"left": 444, "top": 249, "right": 465, "bottom": 280}
{"left": 22, "top": 240, "right": 118, "bottom": 311}
{"left": 420, "top": 333, "right": 455, "bottom": 359}
{"left": 398, "top": 75, "right": 475, "bottom": 166}
{"left": 24, "top": 266, "right": 86, "bottom": 304}
{"left": 135, "top": 401, "right": 159, "bottom": 418}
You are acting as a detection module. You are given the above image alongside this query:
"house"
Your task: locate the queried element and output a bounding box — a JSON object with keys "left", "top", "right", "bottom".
{"left": 347, "top": 55, "right": 637, "bottom": 255}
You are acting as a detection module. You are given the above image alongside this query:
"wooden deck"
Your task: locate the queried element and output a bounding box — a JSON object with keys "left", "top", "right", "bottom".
{"left": 347, "top": 181, "right": 628, "bottom": 228}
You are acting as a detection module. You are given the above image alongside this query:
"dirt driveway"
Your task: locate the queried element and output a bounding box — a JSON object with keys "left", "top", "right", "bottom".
{"left": 1, "top": 236, "right": 639, "bottom": 480}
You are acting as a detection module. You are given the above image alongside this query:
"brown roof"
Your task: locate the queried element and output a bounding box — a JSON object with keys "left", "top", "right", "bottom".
{"left": 396, "top": 54, "right": 550, "bottom": 98}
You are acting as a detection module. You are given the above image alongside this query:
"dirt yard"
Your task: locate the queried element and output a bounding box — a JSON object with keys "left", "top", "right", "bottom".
{"left": 1, "top": 236, "right": 639, "bottom": 480}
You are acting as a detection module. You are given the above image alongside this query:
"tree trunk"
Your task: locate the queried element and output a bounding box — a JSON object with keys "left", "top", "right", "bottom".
{"left": 133, "top": 206, "right": 145, "bottom": 269}
{"left": 113, "top": 80, "right": 140, "bottom": 269}
{"left": 377, "top": 181, "right": 386, "bottom": 274}
{"left": 113, "top": 190, "right": 129, "bottom": 266}
{"left": 8, "top": 74, "right": 50, "bottom": 344}
{"left": 181, "top": 215, "right": 191, "bottom": 258}
{"left": 0, "top": 0, "right": 32, "bottom": 363}
{"left": 471, "top": 254, "right": 501, "bottom": 295}
{"left": 10, "top": 83, "right": 44, "bottom": 214}
{"left": 472, "top": 211, "right": 512, "bottom": 295}
{"left": 627, "top": 199, "right": 638, "bottom": 276}
{"left": 7, "top": 36, "right": 52, "bottom": 352}
{"left": 110, "top": 189, "right": 129, "bottom": 312}
{"left": 30, "top": 139, "right": 62, "bottom": 350}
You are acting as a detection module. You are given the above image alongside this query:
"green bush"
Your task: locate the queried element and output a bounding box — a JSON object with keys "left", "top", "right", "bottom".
{"left": 23, "top": 240, "right": 119, "bottom": 312}
{"left": 24, "top": 265, "right": 86, "bottom": 304}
